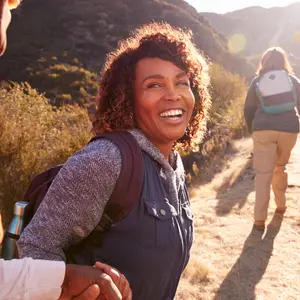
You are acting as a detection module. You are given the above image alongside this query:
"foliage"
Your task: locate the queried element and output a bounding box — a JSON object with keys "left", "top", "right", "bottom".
{"left": 209, "top": 64, "right": 248, "bottom": 136}
{"left": 26, "top": 55, "right": 99, "bottom": 109}
{"left": 0, "top": 83, "right": 92, "bottom": 226}
{"left": 183, "top": 64, "right": 248, "bottom": 181}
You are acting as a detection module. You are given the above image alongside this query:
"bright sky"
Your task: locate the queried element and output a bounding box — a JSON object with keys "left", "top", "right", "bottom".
{"left": 186, "top": 0, "right": 298, "bottom": 14}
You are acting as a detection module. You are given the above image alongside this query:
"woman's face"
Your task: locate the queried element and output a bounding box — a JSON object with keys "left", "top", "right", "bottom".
{"left": 134, "top": 58, "right": 195, "bottom": 148}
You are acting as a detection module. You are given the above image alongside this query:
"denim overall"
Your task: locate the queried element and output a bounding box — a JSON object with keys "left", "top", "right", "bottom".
{"left": 69, "top": 152, "right": 194, "bottom": 300}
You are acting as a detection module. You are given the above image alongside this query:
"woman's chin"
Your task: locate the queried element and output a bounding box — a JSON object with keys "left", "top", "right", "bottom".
{"left": 161, "top": 129, "right": 187, "bottom": 144}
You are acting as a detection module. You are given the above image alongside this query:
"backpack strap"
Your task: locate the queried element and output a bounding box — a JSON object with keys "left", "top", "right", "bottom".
{"left": 288, "top": 75, "right": 298, "bottom": 104}
{"left": 89, "top": 131, "right": 144, "bottom": 230}
{"left": 65, "top": 131, "right": 145, "bottom": 259}
{"left": 23, "top": 165, "right": 64, "bottom": 225}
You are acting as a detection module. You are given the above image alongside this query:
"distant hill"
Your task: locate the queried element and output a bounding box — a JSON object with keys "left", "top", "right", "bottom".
{"left": 0, "top": 0, "right": 254, "bottom": 107}
{"left": 201, "top": 3, "right": 300, "bottom": 74}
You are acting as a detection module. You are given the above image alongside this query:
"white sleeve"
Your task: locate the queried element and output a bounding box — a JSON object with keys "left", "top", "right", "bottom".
{"left": 0, "top": 258, "right": 65, "bottom": 300}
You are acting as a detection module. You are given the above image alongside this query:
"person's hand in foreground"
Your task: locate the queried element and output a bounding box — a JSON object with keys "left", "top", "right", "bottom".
{"left": 95, "top": 262, "right": 132, "bottom": 300}
{"left": 59, "top": 264, "right": 122, "bottom": 300}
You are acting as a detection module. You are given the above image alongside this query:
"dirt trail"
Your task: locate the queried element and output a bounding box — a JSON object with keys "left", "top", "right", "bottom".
{"left": 176, "top": 137, "right": 300, "bottom": 300}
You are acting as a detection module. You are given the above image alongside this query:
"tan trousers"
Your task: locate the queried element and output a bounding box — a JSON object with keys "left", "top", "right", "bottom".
{"left": 252, "top": 130, "right": 298, "bottom": 221}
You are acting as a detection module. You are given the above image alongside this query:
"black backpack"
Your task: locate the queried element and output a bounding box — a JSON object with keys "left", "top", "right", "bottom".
{"left": 22, "top": 131, "right": 144, "bottom": 246}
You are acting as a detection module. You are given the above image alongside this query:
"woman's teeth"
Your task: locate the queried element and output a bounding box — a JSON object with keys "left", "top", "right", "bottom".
{"left": 160, "top": 109, "right": 183, "bottom": 118}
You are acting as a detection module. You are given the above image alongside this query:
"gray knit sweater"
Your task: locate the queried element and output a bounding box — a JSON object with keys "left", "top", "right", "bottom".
{"left": 17, "top": 129, "right": 186, "bottom": 261}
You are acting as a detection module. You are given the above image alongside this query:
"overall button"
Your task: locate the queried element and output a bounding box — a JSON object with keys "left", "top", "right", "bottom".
{"left": 160, "top": 209, "right": 166, "bottom": 216}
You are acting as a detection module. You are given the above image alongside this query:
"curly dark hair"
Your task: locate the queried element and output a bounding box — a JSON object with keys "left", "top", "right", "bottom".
{"left": 93, "top": 22, "right": 210, "bottom": 150}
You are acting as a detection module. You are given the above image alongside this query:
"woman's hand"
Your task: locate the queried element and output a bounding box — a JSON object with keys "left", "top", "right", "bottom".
{"left": 60, "top": 264, "right": 122, "bottom": 300}
{"left": 94, "top": 262, "right": 132, "bottom": 300}
{"left": 72, "top": 284, "right": 100, "bottom": 300}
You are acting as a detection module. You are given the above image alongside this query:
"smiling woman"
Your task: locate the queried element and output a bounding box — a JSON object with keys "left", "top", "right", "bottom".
{"left": 94, "top": 22, "right": 211, "bottom": 152}
{"left": 18, "top": 22, "right": 211, "bottom": 300}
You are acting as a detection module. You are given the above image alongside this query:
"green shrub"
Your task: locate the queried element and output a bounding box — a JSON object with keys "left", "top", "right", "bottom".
{"left": 27, "top": 55, "right": 99, "bottom": 109}
{"left": 0, "top": 83, "right": 92, "bottom": 227}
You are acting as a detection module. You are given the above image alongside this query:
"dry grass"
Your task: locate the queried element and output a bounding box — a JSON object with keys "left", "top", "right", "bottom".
{"left": 176, "top": 258, "right": 211, "bottom": 300}
{"left": 183, "top": 257, "right": 211, "bottom": 285}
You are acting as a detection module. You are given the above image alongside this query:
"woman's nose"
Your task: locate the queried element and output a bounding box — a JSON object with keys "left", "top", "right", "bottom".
{"left": 163, "top": 87, "right": 181, "bottom": 102}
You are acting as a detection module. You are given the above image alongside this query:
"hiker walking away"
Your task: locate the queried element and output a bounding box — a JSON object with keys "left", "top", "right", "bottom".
{"left": 0, "top": 1, "right": 129, "bottom": 299}
{"left": 17, "top": 22, "right": 211, "bottom": 300}
{"left": 244, "top": 47, "right": 300, "bottom": 230}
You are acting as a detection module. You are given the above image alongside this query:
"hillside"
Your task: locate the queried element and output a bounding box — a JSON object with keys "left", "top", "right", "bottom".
{"left": 0, "top": 0, "right": 254, "bottom": 107}
{"left": 202, "top": 3, "right": 300, "bottom": 73}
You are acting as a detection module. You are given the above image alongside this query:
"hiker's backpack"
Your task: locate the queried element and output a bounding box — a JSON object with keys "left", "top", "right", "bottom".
{"left": 255, "top": 70, "right": 297, "bottom": 114}
{"left": 22, "top": 131, "right": 144, "bottom": 248}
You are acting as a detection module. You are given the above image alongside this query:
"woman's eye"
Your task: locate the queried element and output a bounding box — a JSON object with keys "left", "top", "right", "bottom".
{"left": 147, "top": 83, "right": 162, "bottom": 89}
{"left": 177, "top": 81, "right": 189, "bottom": 86}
